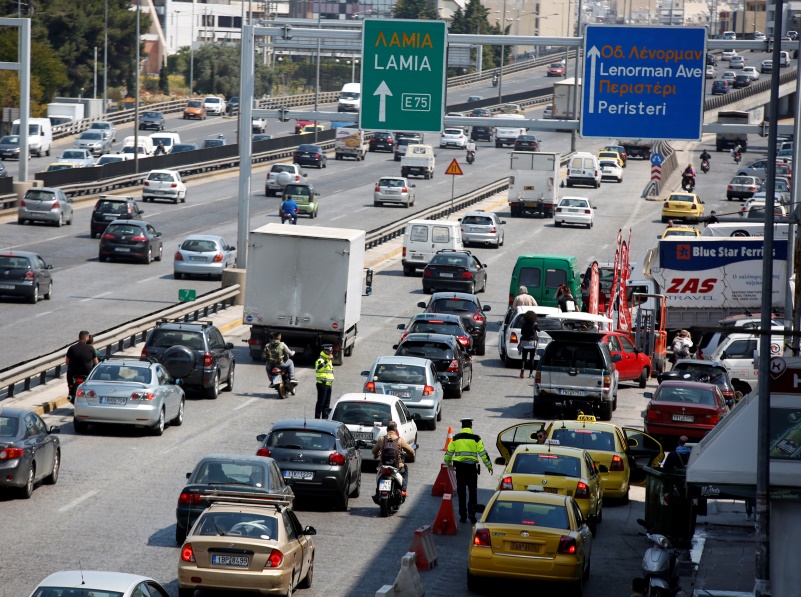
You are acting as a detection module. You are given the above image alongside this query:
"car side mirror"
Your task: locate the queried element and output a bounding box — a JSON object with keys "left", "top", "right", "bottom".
{"left": 598, "top": 464, "right": 609, "bottom": 473}
{"left": 474, "top": 504, "right": 486, "bottom": 514}
{"left": 410, "top": 184, "right": 416, "bottom": 188}
{"left": 397, "top": 324, "right": 405, "bottom": 330}
{"left": 360, "top": 370, "right": 370, "bottom": 376}
{"left": 411, "top": 413, "right": 422, "bottom": 421}
{"left": 720, "top": 351, "right": 728, "bottom": 360}
{"left": 46, "top": 264, "right": 54, "bottom": 270}
{"left": 303, "top": 526, "right": 317, "bottom": 536}
{"left": 494, "top": 456, "right": 506, "bottom": 465}
{"left": 643, "top": 392, "right": 653, "bottom": 399}
{"left": 186, "top": 472, "right": 192, "bottom": 479}
{"left": 727, "top": 399, "right": 734, "bottom": 407}
{"left": 482, "top": 263, "right": 488, "bottom": 268}
{"left": 612, "top": 354, "right": 622, "bottom": 362}
{"left": 49, "top": 425, "right": 60, "bottom": 434}
{"left": 175, "top": 378, "right": 183, "bottom": 386}
{"left": 417, "top": 301, "right": 426, "bottom": 308}
{"left": 257, "top": 434, "right": 267, "bottom": 442}
{"left": 586, "top": 514, "right": 599, "bottom": 525}
{"left": 225, "top": 343, "right": 234, "bottom": 350}
{"left": 501, "top": 220, "right": 507, "bottom": 224}
{"left": 458, "top": 218, "right": 462, "bottom": 222}
{"left": 392, "top": 344, "right": 399, "bottom": 350}
{"left": 483, "top": 305, "right": 491, "bottom": 312}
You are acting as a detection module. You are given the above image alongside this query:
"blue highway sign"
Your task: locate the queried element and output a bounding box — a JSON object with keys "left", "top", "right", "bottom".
{"left": 581, "top": 25, "right": 706, "bottom": 140}
{"left": 650, "top": 152, "right": 664, "bottom": 166}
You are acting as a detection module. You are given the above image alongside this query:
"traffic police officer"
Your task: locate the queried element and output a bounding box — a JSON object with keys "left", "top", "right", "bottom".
{"left": 444, "top": 417, "right": 493, "bottom": 523}
{"left": 314, "top": 344, "right": 334, "bottom": 419}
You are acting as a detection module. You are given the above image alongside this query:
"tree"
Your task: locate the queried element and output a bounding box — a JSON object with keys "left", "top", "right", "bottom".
{"left": 444, "top": 0, "right": 503, "bottom": 70}
{"left": 158, "top": 65, "right": 169, "bottom": 94}
{"left": 177, "top": 43, "right": 273, "bottom": 98}
{"left": 393, "top": 0, "right": 438, "bottom": 20}
{"left": 0, "top": 32, "right": 66, "bottom": 110}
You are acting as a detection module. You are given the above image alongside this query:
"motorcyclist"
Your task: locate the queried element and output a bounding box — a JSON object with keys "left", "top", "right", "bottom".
{"left": 280, "top": 197, "right": 299, "bottom": 225}
{"left": 262, "top": 331, "right": 297, "bottom": 384}
{"left": 372, "top": 421, "right": 415, "bottom": 500}
{"left": 731, "top": 144, "right": 742, "bottom": 162}
{"left": 492, "top": 73, "right": 499, "bottom": 87}
{"left": 682, "top": 163, "right": 696, "bottom": 190}
{"left": 700, "top": 149, "right": 711, "bottom": 168}
{"left": 466, "top": 140, "right": 476, "bottom": 162}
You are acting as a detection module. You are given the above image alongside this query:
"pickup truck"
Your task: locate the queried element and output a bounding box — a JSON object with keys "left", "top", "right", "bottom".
{"left": 252, "top": 117, "right": 267, "bottom": 134}
{"left": 400, "top": 144, "right": 436, "bottom": 180}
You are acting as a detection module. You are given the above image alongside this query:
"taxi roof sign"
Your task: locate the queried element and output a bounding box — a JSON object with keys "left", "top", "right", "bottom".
{"left": 576, "top": 415, "right": 597, "bottom": 423}
{"left": 544, "top": 438, "right": 561, "bottom": 445}
{"left": 445, "top": 158, "right": 463, "bottom": 176}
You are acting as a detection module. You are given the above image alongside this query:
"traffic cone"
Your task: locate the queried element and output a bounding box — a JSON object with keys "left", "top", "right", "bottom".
{"left": 432, "top": 464, "right": 457, "bottom": 497}
{"left": 432, "top": 493, "right": 458, "bottom": 535}
{"left": 441, "top": 426, "right": 453, "bottom": 451}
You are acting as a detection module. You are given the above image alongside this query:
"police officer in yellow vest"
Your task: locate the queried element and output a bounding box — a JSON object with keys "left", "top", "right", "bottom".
{"left": 444, "top": 417, "right": 493, "bottom": 523}
{"left": 314, "top": 344, "right": 334, "bottom": 419}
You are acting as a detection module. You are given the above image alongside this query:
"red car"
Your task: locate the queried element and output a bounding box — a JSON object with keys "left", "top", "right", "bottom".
{"left": 547, "top": 62, "right": 566, "bottom": 77}
{"left": 602, "top": 332, "right": 652, "bottom": 388}
{"left": 294, "top": 119, "right": 313, "bottom": 134}
{"left": 644, "top": 380, "right": 730, "bottom": 444}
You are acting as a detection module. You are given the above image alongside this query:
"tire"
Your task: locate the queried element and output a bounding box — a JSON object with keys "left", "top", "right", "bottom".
{"left": 225, "top": 363, "right": 235, "bottom": 391}
{"left": 403, "top": 266, "right": 414, "bottom": 277}
{"left": 143, "top": 246, "right": 152, "bottom": 264}
{"left": 175, "top": 525, "right": 186, "bottom": 545}
{"left": 44, "top": 450, "right": 60, "bottom": 485}
{"left": 349, "top": 472, "right": 361, "bottom": 498}
{"left": 55, "top": 213, "right": 63, "bottom": 227}
{"left": 67, "top": 212, "right": 73, "bottom": 225}
{"left": 476, "top": 342, "right": 486, "bottom": 356}
{"left": 661, "top": 216, "right": 668, "bottom": 223}
{"left": 503, "top": 354, "right": 515, "bottom": 368}
{"left": 555, "top": 221, "right": 562, "bottom": 227}
{"left": 177, "top": 589, "right": 194, "bottom": 597}
{"left": 374, "top": 202, "right": 381, "bottom": 207}
{"left": 437, "top": 407, "right": 442, "bottom": 422}
{"left": 298, "top": 553, "right": 314, "bottom": 588}
{"left": 155, "top": 245, "right": 163, "bottom": 261}
{"left": 151, "top": 408, "right": 166, "bottom": 436}
{"left": 18, "top": 466, "right": 34, "bottom": 499}
{"left": 468, "top": 282, "right": 475, "bottom": 295}
{"left": 451, "top": 382, "right": 463, "bottom": 398}
{"left": 379, "top": 497, "right": 390, "bottom": 517}
{"left": 639, "top": 367, "right": 649, "bottom": 389}
{"left": 29, "top": 285, "right": 38, "bottom": 304}
{"left": 335, "top": 484, "right": 350, "bottom": 511}
{"left": 171, "top": 399, "right": 185, "bottom": 426}
{"left": 599, "top": 400, "right": 613, "bottom": 421}
{"left": 467, "top": 570, "right": 481, "bottom": 592}
{"left": 206, "top": 372, "right": 220, "bottom": 399}
{"left": 463, "top": 370, "right": 472, "bottom": 392}
{"left": 277, "top": 381, "right": 286, "bottom": 400}
{"left": 73, "top": 418, "right": 88, "bottom": 434}
{"left": 174, "top": 272, "right": 183, "bottom": 280}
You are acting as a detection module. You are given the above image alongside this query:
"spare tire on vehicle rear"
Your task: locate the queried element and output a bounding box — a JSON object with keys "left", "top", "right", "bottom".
{"left": 161, "top": 345, "right": 196, "bottom": 380}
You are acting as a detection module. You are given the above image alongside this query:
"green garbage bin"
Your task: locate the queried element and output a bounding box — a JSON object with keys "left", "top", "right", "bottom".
{"left": 643, "top": 465, "right": 696, "bottom": 544}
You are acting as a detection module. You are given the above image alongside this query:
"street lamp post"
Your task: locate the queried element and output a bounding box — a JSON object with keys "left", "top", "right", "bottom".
{"left": 190, "top": 0, "right": 196, "bottom": 98}
{"left": 314, "top": 3, "right": 322, "bottom": 143}
{"left": 103, "top": 0, "right": 108, "bottom": 113}
{"left": 498, "top": 0, "right": 508, "bottom": 102}
{"left": 134, "top": 0, "right": 140, "bottom": 175}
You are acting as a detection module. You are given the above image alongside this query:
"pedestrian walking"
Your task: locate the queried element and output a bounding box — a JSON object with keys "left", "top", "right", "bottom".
{"left": 444, "top": 417, "right": 493, "bottom": 523}
{"left": 510, "top": 285, "right": 537, "bottom": 309}
{"left": 519, "top": 310, "right": 539, "bottom": 379}
{"left": 314, "top": 344, "right": 334, "bottom": 419}
{"left": 65, "top": 330, "right": 98, "bottom": 402}
{"left": 557, "top": 286, "right": 578, "bottom": 312}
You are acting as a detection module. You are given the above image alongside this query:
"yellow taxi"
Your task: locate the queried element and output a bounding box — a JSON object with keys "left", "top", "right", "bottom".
{"left": 662, "top": 192, "right": 705, "bottom": 223}
{"left": 499, "top": 103, "right": 524, "bottom": 115}
{"left": 178, "top": 491, "right": 315, "bottom": 596}
{"left": 45, "top": 162, "right": 78, "bottom": 172}
{"left": 468, "top": 489, "right": 593, "bottom": 593}
{"left": 497, "top": 442, "right": 604, "bottom": 531}
{"left": 300, "top": 124, "right": 326, "bottom": 135}
{"left": 660, "top": 226, "right": 701, "bottom": 239}
{"left": 597, "top": 150, "right": 623, "bottom": 168}
{"left": 496, "top": 416, "right": 663, "bottom": 502}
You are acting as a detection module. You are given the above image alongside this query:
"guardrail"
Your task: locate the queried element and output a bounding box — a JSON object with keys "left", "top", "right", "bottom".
{"left": 703, "top": 68, "right": 798, "bottom": 111}
{"left": 0, "top": 285, "right": 240, "bottom": 401}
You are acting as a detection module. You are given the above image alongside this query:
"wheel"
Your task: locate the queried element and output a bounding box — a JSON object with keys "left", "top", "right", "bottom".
{"left": 18, "top": 219, "right": 25, "bottom": 225}
{"left": 555, "top": 221, "right": 562, "bottom": 227}
{"left": 403, "top": 266, "right": 414, "bottom": 277}
{"left": 67, "top": 212, "right": 73, "bottom": 225}
{"left": 374, "top": 202, "right": 382, "bottom": 207}
{"left": 174, "top": 272, "right": 183, "bottom": 280}
{"left": 18, "top": 466, "right": 34, "bottom": 499}
{"left": 73, "top": 418, "right": 88, "bottom": 434}
{"left": 171, "top": 399, "right": 185, "bottom": 426}
{"left": 349, "top": 472, "right": 361, "bottom": 498}
{"left": 468, "top": 282, "right": 475, "bottom": 295}
{"left": 566, "top": 181, "right": 573, "bottom": 187}
{"left": 44, "top": 450, "right": 60, "bottom": 485}
{"left": 143, "top": 246, "right": 152, "bottom": 264}
{"left": 639, "top": 367, "right": 649, "bottom": 389}
{"left": 599, "top": 400, "right": 613, "bottom": 421}
{"left": 503, "top": 354, "right": 515, "bottom": 368}
{"left": 661, "top": 216, "right": 668, "bottom": 223}
{"left": 29, "top": 285, "right": 38, "bottom": 304}
{"left": 178, "top": 589, "right": 195, "bottom": 597}
{"left": 55, "top": 213, "right": 63, "bottom": 227}
{"left": 298, "top": 553, "right": 314, "bottom": 589}
{"left": 476, "top": 342, "right": 486, "bottom": 356}
{"left": 206, "top": 372, "right": 220, "bottom": 399}
{"left": 379, "top": 497, "right": 390, "bottom": 517}
{"left": 437, "top": 407, "right": 442, "bottom": 422}
{"left": 463, "top": 370, "right": 472, "bottom": 392}
{"left": 335, "top": 484, "right": 349, "bottom": 511}
{"left": 151, "top": 408, "right": 166, "bottom": 436}
{"left": 225, "top": 363, "right": 235, "bottom": 391}
{"left": 175, "top": 525, "right": 186, "bottom": 545}
{"left": 451, "top": 382, "right": 463, "bottom": 398}
{"left": 155, "top": 245, "right": 163, "bottom": 261}
{"left": 480, "top": 276, "right": 487, "bottom": 292}
{"left": 277, "top": 381, "right": 286, "bottom": 400}
{"left": 467, "top": 570, "right": 481, "bottom": 592}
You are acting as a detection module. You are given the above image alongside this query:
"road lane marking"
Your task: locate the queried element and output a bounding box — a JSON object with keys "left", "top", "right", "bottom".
{"left": 34, "top": 311, "right": 52, "bottom": 317}
{"left": 1, "top": 233, "right": 74, "bottom": 251}
{"left": 58, "top": 490, "right": 99, "bottom": 512}
{"left": 355, "top": 206, "right": 370, "bottom": 212}
{"left": 330, "top": 214, "right": 348, "bottom": 221}
{"left": 80, "top": 291, "right": 112, "bottom": 303}
{"left": 137, "top": 275, "right": 163, "bottom": 284}
{"left": 234, "top": 397, "right": 260, "bottom": 411}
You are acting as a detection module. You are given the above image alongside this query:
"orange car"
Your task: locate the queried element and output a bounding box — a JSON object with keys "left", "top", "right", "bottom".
{"left": 183, "top": 100, "right": 207, "bottom": 120}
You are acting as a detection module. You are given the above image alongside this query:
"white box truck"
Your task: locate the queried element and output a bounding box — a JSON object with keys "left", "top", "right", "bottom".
{"left": 553, "top": 78, "right": 581, "bottom": 119}
{"left": 715, "top": 108, "right": 763, "bottom": 152}
{"left": 243, "top": 224, "right": 365, "bottom": 365}
{"left": 11, "top": 118, "right": 53, "bottom": 157}
{"left": 334, "top": 127, "right": 367, "bottom": 161}
{"left": 47, "top": 103, "right": 85, "bottom": 125}
{"left": 508, "top": 151, "right": 561, "bottom": 218}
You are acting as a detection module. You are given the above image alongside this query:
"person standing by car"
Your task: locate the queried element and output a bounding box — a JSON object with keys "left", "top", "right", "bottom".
{"left": 372, "top": 421, "right": 415, "bottom": 499}
{"left": 511, "top": 285, "right": 537, "bottom": 309}
{"left": 65, "top": 330, "right": 98, "bottom": 402}
{"left": 314, "top": 344, "right": 334, "bottom": 419}
{"left": 558, "top": 286, "right": 578, "bottom": 312}
{"left": 519, "top": 310, "right": 539, "bottom": 379}
{"left": 444, "top": 417, "right": 493, "bottom": 523}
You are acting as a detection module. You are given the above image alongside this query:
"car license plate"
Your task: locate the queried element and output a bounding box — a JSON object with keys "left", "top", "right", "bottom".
{"left": 470, "top": 227, "right": 482, "bottom": 232}
{"left": 105, "top": 214, "right": 115, "bottom": 220}
{"left": 189, "top": 256, "right": 206, "bottom": 262}
{"left": 511, "top": 542, "right": 540, "bottom": 553}
{"left": 560, "top": 389, "right": 584, "bottom": 396}
{"left": 439, "top": 273, "right": 454, "bottom": 278}
{"left": 379, "top": 480, "right": 392, "bottom": 491}
{"left": 568, "top": 209, "right": 579, "bottom": 213}
{"left": 283, "top": 470, "right": 314, "bottom": 480}
{"left": 543, "top": 487, "right": 559, "bottom": 494}
{"left": 411, "top": 254, "right": 423, "bottom": 260}
{"left": 115, "top": 247, "right": 131, "bottom": 252}
{"left": 0, "top": 284, "right": 15, "bottom": 290}
{"left": 672, "top": 414, "right": 694, "bottom": 422}
{"left": 353, "top": 432, "right": 373, "bottom": 441}
{"left": 390, "top": 391, "right": 411, "bottom": 398}
{"left": 211, "top": 555, "right": 249, "bottom": 567}
{"left": 100, "top": 396, "right": 126, "bottom": 405}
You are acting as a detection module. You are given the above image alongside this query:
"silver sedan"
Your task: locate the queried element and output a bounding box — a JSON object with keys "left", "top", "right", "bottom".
{"left": 374, "top": 176, "right": 416, "bottom": 207}
{"left": 74, "top": 130, "right": 112, "bottom": 155}
{"left": 174, "top": 234, "right": 237, "bottom": 280}
{"left": 460, "top": 210, "right": 506, "bottom": 247}
{"left": 73, "top": 359, "right": 185, "bottom": 436}
{"left": 29, "top": 570, "right": 171, "bottom": 597}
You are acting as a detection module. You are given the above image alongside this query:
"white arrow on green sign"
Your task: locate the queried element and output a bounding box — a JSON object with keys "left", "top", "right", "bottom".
{"left": 360, "top": 19, "right": 447, "bottom": 133}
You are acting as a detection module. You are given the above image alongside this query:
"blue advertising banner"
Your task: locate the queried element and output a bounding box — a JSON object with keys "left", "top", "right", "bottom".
{"left": 658, "top": 238, "right": 788, "bottom": 271}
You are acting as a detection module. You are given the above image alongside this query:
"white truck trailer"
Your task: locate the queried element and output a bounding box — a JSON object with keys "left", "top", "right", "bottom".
{"left": 508, "top": 151, "right": 561, "bottom": 218}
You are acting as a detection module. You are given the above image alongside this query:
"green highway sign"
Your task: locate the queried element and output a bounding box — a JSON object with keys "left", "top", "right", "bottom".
{"left": 360, "top": 19, "right": 447, "bottom": 133}
{"left": 178, "top": 289, "right": 197, "bottom": 302}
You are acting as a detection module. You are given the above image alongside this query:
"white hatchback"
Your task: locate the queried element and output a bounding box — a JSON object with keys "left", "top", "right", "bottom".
{"left": 599, "top": 159, "right": 623, "bottom": 183}
{"left": 555, "top": 196, "right": 595, "bottom": 228}
{"left": 742, "top": 66, "right": 759, "bottom": 81}
{"left": 440, "top": 128, "right": 468, "bottom": 149}
{"left": 203, "top": 96, "right": 226, "bottom": 115}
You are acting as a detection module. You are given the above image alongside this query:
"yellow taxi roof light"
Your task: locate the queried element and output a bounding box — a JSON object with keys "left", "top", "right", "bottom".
{"left": 576, "top": 415, "right": 597, "bottom": 423}
{"left": 545, "top": 439, "right": 560, "bottom": 445}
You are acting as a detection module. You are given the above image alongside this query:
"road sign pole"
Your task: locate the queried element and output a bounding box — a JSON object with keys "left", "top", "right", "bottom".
{"left": 451, "top": 173, "right": 455, "bottom": 213}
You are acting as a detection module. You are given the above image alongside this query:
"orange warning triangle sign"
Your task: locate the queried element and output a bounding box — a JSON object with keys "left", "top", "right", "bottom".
{"left": 444, "top": 159, "right": 464, "bottom": 176}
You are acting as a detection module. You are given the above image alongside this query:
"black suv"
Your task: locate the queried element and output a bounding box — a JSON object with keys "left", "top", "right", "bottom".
{"left": 396, "top": 313, "right": 474, "bottom": 353}
{"left": 369, "top": 132, "right": 396, "bottom": 152}
{"left": 470, "top": 125, "right": 492, "bottom": 142}
{"left": 141, "top": 320, "right": 235, "bottom": 399}
{"left": 417, "top": 292, "right": 491, "bottom": 355}
{"left": 393, "top": 333, "right": 472, "bottom": 398}
{"left": 90, "top": 195, "right": 144, "bottom": 239}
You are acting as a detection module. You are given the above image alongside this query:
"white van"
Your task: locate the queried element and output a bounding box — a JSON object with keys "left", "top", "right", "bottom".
{"left": 402, "top": 220, "right": 463, "bottom": 276}
{"left": 149, "top": 132, "right": 181, "bottom": 154}
{"left": 11, "top": 118, "right": 53, "bottom": 157}
{"left": 120, "top": 136, "right": 154, "bottom": 156}
{"left": 779, "top": 51, "right": 791, "bottom": 67}
{"left": 338, "top": 83, "right": 361, "bottom": 113}
{"left": 566, "top": 152, "right": 601, "bottom": 188}
{"left": 707, "top": 331, "right": 785, "bottom": 394}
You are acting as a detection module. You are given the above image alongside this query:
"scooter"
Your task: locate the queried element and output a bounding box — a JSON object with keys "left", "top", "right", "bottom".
{"left": 280, "top": 211, "right": 297, "bottom": 225}
{"left": 268, "top": 365, "right": 296, "bottom": 399}
{"left": 733, "top": 151, "right": 742, "bottom": 164}
{"left": 372, "top": 453, "right": 406, "bottom": 517}
{"left": 637, "top": 519, "right": 681, "bottom": 596}
{"left": 681, "top": 175, "right": 695, "bottom": 192}
{"left": 68, "top": 375, "right": 87, "bottom": 404}
{"left": 492, "top": 76, "right": 499, "bottom": 88}
{"left": 700, "top": 159, "right": 709, "bottom": 174}
{"left": 466, "top": 150, "right": 475, "bottom": 165}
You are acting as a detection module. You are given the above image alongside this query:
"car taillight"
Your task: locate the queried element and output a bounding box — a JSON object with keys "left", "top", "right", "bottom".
{"left": 0, "top": 447, "right": 24, "bottom": 460}
{"left": 178, "top": 492, "right": 204, "bottom": 505}
{"left": 19, "top": 199, "right": 26, "bottom": 207}
{"left": 100, "top": 233, "right": 114, "bottom": 240}
{"left": 423, "top": 269, "right": 433, "bottom": 277}
{"left": 508, "top": 293, "right": 515, "bottom": 306}
{"left": 181, "top": 543, "right": 195, "bottom": 562}
{"left": 203, "top": 352, "right": 213, "bottom": 367}
{"left": 365, "top": 381, "right": 376, "bottom": 392}
{"left": 460, "top": 271, "right": 474, "bottom": 279}
{"left": 402, "top": 247, "right": 407, "bottom": 258}
{"left": 749, "top": 186, "right": 756, "bottom": 190}
{"left": 556, "top": 207, "right": 563, "bottom": 213}
{"left": 375, "top": 185, "right": 380, "bottom": 192}
{"left": 490, "top": 227, "right": 497, "bottom": 233}
{"left": 706, "top": 413, "right": 721, "bottom": 424}
{"left": 500, "top": 476, "right": 513, "bottom": 490}
{"left": 603, "top": 375, "right": 611, "bottom": 389}
{"left": 171, "top": 183, "right": 178, "bottom": 188}
{"left": 473, "top": 312, "right": 485, "bottom": 323}
{"left": 473, "top": 529, "right": 491, "bottom": 546}
{"left": 574, "top": 481, "right": 589, "bottom": 499}
{"left": 400, "top": 332, "right": 409, "bottom": 342}
{"left": 535, "top": 371, "right": 541, "bottom": 384}
{"left": 131, "top": 392, "right": 155, "bottom": 401}
{"left": 329, "top": 452, "right": 346, "bottom": 466}
{"left": 93, "top": 201, "right": 101, "bottom": 210}
{"left": 457, "top": 335, "right": 469, "bottom": 347}
{"left": 664, "top": 202, "right": 669, "bottom": 207}
{"left": 174, "top": 252, "right": 184, "bottom": 261}
{"left": 256, "top": 447, "right": 271, "bottom": 457}
{"left": 24, "top": 270, "right": 34, "bottom": 280}
{"left": 265, "top": 548, "right": 284, "bottom": 568}
{"left": 144, "top": 181, "right": 150, "bottom": 187}
{"left": 510, "top": 332, "right": 519, "bottom": 344}
{"left": 422, "top": 385, "right": 435, "bottom": 396}
{"left": 212, "top": 253, "right": 224, "bottom": 263}
{"left": 402, "top": 187, "right": 408, "bottom": 192}
{"left": 610, "top": 455, "right": 625, "bottom": 471}
{"left": 585, "top": 210, "right": 591, "bottom": 214}
{"left": 294, "top": 175, "right": 300, "bottom": 182}
{"left": 314, "top": 153, "right": 321, "bottom": 159}
{"left": 558, "top": 536, "right": 577, "bottom": 554}
{"left": 130, "top": 235, "right": 147, "bottom": 242}
{"left": 646, "top": 408, "right": 661, "bottom": 421}
{"left": 447, "top": 360, "right": 460, "bottom": 372}
{"left": 691, "top": 204, "right": 697, "bottom": 210}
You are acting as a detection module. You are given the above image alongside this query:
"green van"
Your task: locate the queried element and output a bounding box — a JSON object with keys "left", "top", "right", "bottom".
{"left": 508, "top": 254, "right": 582, "bottom": 310}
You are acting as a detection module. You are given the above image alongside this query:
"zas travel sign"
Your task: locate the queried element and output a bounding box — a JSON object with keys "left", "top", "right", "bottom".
{"left": 581, "top": 25, "right": 706, "bottom": 140}
{"left": 360, "top": 19, "right": 447, "bottom": 133}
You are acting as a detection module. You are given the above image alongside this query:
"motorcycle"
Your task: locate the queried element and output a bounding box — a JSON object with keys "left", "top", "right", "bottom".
{"left": 637, "top": 519, "right": 681, "bottom": 596}
{"left": 372, "top": 453, "right": 406, "bottom": 517}
{"left": 68, "top": 375, "right": 87, "bottom": 404}
{"left": 268, "top": 365, "right": 296, "bottom": 399}
{"left": 681, "top": 175, "right": 695, "bottom": 192}
{"left": 700, "top": 159, "right": 709, "bottom": 174}
{"left": 466, "top": 150, "right": 475, "bottom": 165}
{"left": 733, "top": 151, "right": 742, "bottom": 164}
{"left": 492, "top": 76, "right": 499, "bottom": 88}
{"left": 281, "top": 210, "right": 297, "bottom": 225}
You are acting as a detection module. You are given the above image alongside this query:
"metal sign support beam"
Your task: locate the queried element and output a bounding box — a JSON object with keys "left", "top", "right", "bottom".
{"left": 237, "top": 24, "right": 256, "bottom": 270}
{"left": 0, "top": 18, "right": 30, "bottom": 183}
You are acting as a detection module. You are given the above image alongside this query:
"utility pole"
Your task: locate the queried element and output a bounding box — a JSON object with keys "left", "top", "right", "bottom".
{"left": 103, "top": 0, "right": 108, "bottom": 113}
{"left": 570, "top": 0, "right": 583, "bottom": 152}
{"left": 134, "top": 0, "right": 140, "bottom": 175}
{"left": 498, "top": 0, "right": 507, "bottom": 102}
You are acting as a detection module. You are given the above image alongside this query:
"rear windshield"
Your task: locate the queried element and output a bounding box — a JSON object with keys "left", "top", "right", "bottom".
{"left": 512, "top": 314, "right": 563, "bottom": 332}
{"left": 429, "top": 254, "right": 469, "bottom": 267}
{"left": 88, "top": 364, "right": 153, "bottom": 384}
{"left": 79, "top": 132, "right": 103, "bottom": 140}
{"left": 147, "top": 329, "right": 206, "bottom": 351}
{"left": 271, "top": 164, "right": 296, "bottom": 174}
{"left": 731, "top": 177, "right": 753, "bottom": 185}
{"left": 180, "top": 239, "right": 219, "bottom": 252}
{"left": 551, "top": 428, "right": 616, "bottom": 451}
{"left": 331, "top": 402, "right": 392, "bottom": 427}
{"left": 396, "top": 341, "right": 454, "bottom": 360}
{"left": 379, "top": 178, "right": 405, "bottom": 188}
{"left": 96, "top": 200, "right": 129, "bottom": 214}
{"left": 669, "top": 194, "right": 695, "bottom": 203}
{"left": 103, "top": 223, "right": 144, "bottom": 236}
{"left": 0, "top": 415, "right": 19, "bottom": 437}
{"left": 284, "top": 184, "right": 312, "bottom": 197}
{"left": 409, "top": 321, "right": 463, "bottom": 336}
{"left": 32, "top": 590, "right": 123, "bottom": 597}
{"left": 655, "top": 385, "right": 718, "bottom": 405}
{"left": 194, "top": 511, "right": 279, "bottom": 539}
{"left": 485, "top": 500, "right": 569, "bottom": 529}
{"left": 187, "top": 100, "right": 202, "bottom": 107}
{"left": 519, "top": 266, "right": 541, "bottom": 289}
{"left": 191, "top": 460, "right": 271, "bottom": 488}
{"left": 267, "top": 429, "right": 337, "bottom": 450}
{"left": 0, "top": 255, "right": 31, "bottom": 268}
{"left": 544, "top": 343, "right": 604, "bottom": 369}
{"left": 151, "top": 137, "right": 174, "bottom": 146}
{"left": 372, "top": 363, "right": 427, "bottom": 384}
{"left": 461, "top": 215, "right": 493, "bottom": 226}
{"left": 511, "top": 453, "right": 581, "bottom": 477}
{"left": 429, "top": 298, "right": 478, "bottom": 315}
{"left": 298, "top": 144, "right": 319, "bottom": 152}
{"left": 147, "top": 172, "right": 175, "bottom": 182}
